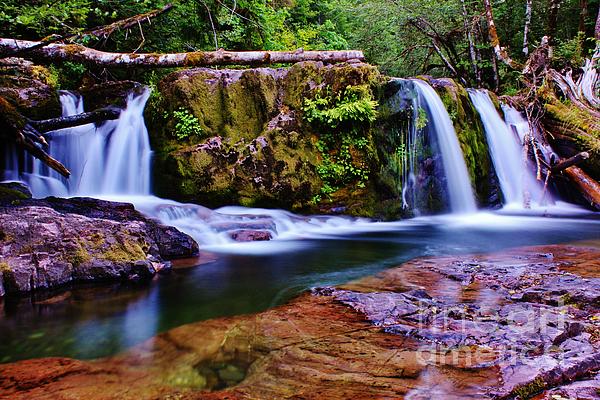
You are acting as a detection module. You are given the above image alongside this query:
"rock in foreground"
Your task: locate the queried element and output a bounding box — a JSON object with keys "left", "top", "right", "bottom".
{"left": 0, "top": 196, "right": 199, "bottom": 296}
{"left": 0, "top": 244, "right": 599, "bottom": 399}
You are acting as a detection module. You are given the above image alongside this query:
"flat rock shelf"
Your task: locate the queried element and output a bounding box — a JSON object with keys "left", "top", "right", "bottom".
{"left": 1, "top": 243, "right": 599, "bottom": 399}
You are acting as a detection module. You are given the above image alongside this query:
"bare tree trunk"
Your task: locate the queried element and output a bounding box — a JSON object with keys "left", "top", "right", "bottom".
{"left": 579, "top": 0, "right": 588, "bottom": 33}
{"left": 0, "top": 39, "right": 364, "bottom": 67}
{"left": 482, "top": 0, "right": 521, "bottom": 69}
{"left": 596, "top": 4, "right": 600, "bottom": 39}
{"left": 461, "top": 0, "right": 481, "bottom": 84}
{"left": 547, "top": 0, "right": 562, "bottom": 43}
{"left": 523, "top": 0, "right": 533, "bottom": 56}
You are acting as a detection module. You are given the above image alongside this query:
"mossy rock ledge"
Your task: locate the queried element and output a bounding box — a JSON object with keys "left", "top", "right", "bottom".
{"left": 147, "top": 61, "right": 403, "bottom": 218}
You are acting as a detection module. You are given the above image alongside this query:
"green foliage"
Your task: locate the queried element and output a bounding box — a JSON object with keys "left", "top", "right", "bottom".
{"left": 165, "top": 107, "right": 203, "bottom": 141}
{"left": 415, "top": 107, "right": 428, "bottom": 130}
{"left": 303, "top": 85, "right": 378, "bottom": 128}
{"left": 553, "top": 32, "right": 592, "bottom": 68}
{"left": 303, "top": 85, "right": 378, "bottom": 202}
{"left": 0, "top": 0, "right": 349, "bottom": 55}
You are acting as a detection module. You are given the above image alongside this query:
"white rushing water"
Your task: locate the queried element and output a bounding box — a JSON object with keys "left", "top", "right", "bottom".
{"left": 412, "top": 80, "right": 477, "bottom": 213}
{"left": 4, "top": 90, "right": 152, "bottom": 197}
{"left": 469, "top": 89, "right": 547, "bottom": 208}
{"left": 3, "top": 87, "right": 592, "bottom": 254}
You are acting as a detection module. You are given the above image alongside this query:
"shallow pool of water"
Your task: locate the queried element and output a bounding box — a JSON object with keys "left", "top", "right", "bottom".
{"left": 1, "top": 211, "right": 599, "bottom": 363}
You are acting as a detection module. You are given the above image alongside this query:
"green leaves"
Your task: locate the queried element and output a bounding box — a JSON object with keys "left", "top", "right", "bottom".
{"left": 165, "top": 108, "right": 203, "bottom": 141}
{"left": 302, "top": 85, "right": 378, "bottom": 129}
{"left": 303, "top": 84, "right": 378, "bottom": 202}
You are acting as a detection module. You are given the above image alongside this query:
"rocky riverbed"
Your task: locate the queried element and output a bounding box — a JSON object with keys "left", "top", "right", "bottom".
{"left": 1, "top": 243, "right": 598, "bottom": 399}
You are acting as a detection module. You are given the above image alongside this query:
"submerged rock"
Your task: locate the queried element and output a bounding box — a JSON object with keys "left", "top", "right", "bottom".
{"left": 0, "top": 244, "right": 598, "bottom": 399}
{"left": 0, "top": 197, "right": 199, "bottom": 296}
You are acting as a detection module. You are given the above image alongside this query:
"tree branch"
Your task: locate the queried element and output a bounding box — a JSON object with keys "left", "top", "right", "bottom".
{"left": 31, "top": 108, "right": 120, "bottom": 133}
{"left": 0, "top": 4, "right": 173, "bottom": 60}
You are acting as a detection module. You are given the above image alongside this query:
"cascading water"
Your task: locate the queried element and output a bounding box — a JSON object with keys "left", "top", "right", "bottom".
{"left": 469, "top": 89, "right": 546, "bottom": 208}
{"left": 3, "top": 90, "right": 152, "bottom": 197}
{"left": 3, "top": 89, "right": 379, "bottom": 251}
{"left": 410, "top": 80, "right": 477, "bottom": 213}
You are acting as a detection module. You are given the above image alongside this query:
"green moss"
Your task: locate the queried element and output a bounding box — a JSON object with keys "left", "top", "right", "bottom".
{"left": 541, "top": 83, "right": 600, "bottom": 179}
{"left": 148, "top": 62, "right": 391, "bottom": 217}
{"left": 0, "top": 262, "right": 11, "bottom": 273}
{"left": 512, "top": 377, "right": 545, "bottom": 399}
{"left": 0, "top": 186, "right": 30, "bottom": 202}
{"left": 68, "top": 245, "right": 91, "bottom": 267}
{"left": 101, "top": 239, "right": 147, "bottom": 263}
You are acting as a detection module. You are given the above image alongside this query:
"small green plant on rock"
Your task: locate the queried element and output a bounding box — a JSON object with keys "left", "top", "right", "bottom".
{"left": 302, "top": 84, "right": 378, "bottom": 202}
{"left": 165, "top": 107, "right": 203, "bottom": 141}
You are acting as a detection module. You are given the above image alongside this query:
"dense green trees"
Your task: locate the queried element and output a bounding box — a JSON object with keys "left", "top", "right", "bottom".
{"left": 0, "top": 0, "right": 598, "bottom": 90}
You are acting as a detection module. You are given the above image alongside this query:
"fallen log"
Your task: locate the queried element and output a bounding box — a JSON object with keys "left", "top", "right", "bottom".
{"left": 563, "top": 166, "right": 600, "bottom": 210}
{"left": 0, "top": 39, "right": 365, "bottom": 68}
{"left": 31, "top": 108, "right": 120, "bottom": 133}
{"left": 550, "top": 152, "right": 590, "bottom": 173}
{"left": 0, "top": 4, "right": 174, "bottom": 60}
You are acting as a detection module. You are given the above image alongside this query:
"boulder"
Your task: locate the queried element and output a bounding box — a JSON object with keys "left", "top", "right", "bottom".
{"left": 0, "top": 181, "right": 32, "bottom": 201}
{"left": 0, "top": 58, "right": 60, "bottom": 119}
{"left": 146, "top": 62, "right": 394, "bottom": 218}
{"left": 0, "top": 197, "right": 199, "bottom": 296}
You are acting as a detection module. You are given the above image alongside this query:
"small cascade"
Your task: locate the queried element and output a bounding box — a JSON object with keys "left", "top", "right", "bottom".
{"left": 411, "top": 80, "right": 477, "bottom": 213}
{"left": 469, "top": 90, "right": 546, "bottom": 208}
{"left": 4, "top": 89, "right": 152, "bottom": 197}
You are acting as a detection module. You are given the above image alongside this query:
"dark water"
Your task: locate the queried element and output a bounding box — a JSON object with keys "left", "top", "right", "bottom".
{"left": 1, "top": 212, "right": 599, "bottom": 363}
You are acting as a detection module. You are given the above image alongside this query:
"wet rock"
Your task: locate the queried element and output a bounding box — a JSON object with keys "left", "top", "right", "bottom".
{"left": 0, "top": 59, "right": 60, "bottom": 119}
{"left": 147, "top": 62, "right": 391, "bottom": 217}
{"left": 0, "top": 244, "right": 599, "bottom": 399}
{"left": 0, "top": 182, "right": 32, "bottom": 201}
{"left": 0, "top": 197, "right": 199, "bottom": 296}
{"left": 227, "top": 230, "right": 273, "bottom": 242}
{"left": 79, "top": 80, "right": 145, "bottom": 110}
{"left": 14, "top": 196, "right": 199, "bottom": 260}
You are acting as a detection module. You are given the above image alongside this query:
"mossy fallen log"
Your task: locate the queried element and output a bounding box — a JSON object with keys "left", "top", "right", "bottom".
{"left": 0, "top": 39, "right": 365, "bottom": 68}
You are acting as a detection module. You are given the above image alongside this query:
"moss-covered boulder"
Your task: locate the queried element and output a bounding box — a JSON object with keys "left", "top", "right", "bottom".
{"left": 147, "top": 62, "right": 397, "bottom": 217}
{"left": 0, "top": 59, "right": 60, "bottom": 119}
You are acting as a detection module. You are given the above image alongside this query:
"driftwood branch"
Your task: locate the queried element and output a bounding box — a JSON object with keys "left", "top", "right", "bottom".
{"left": 550, "top": 152, "right": 589, "bottom": 173}
{"left": 1, "top": 96, "right": 122, "bottom": 178}
{"left": 0, "top": 97, "right": 70, "bottom": 177}
{"left": 0, "top": 4, "right": 173, "bottom": 60}
{"left": 32, "top": 108, "right": 120, "bottom": 133}
{"left": 0, "top": 39, "right": 365, "bottom": 68}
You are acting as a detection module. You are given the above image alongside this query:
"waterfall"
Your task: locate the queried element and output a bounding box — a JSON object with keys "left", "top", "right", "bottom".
{"left": 3, "top": 89, "right": 152, "bottom": 198}
{"left": 469, "top": 89, "right": 545, "bottom": 207}
{"left": 411, "top": 80, "right": 477, "bottom": 213}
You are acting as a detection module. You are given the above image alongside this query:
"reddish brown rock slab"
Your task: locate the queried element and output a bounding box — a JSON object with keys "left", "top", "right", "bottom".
{"left": 1, "top": 244, "right": 599, "bottom": 400}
